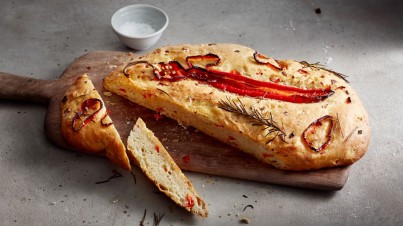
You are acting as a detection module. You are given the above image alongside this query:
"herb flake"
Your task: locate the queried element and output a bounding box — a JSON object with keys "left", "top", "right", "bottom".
{"left": 139, "top": 209, "right": 147, "bottom": 226}
{"left": 153, "top": 212, "right": 165, "bottom": 226}
{"left": 95, "top": 170, "right": 122, "bottom": 184}
{"left": 242, "top": 204, "right": 254, "bottom": 212}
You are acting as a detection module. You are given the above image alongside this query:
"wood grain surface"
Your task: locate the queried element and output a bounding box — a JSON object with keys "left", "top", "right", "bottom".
{"left": 0, "top": 51, "right": 350, "bottom": 190}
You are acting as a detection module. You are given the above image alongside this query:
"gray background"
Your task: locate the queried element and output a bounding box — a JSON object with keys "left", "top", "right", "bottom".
{"left": 0, "top": 0, "right": 402, "bottom": 225}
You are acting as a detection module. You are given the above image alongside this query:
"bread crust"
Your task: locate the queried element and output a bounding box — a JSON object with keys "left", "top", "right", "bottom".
{"left": 60, "top": 74, "right": 131, "bottom": 170}
{"left": 104, "top": 43, "right": 370, "bottom": 170}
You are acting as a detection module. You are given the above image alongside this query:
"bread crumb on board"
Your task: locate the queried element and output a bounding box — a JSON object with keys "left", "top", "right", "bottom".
{"left": 239, "top": 217, "right": 250, "bottom": 224}
{"left": 103, "top": 91, "right": 112, "bottom": 97}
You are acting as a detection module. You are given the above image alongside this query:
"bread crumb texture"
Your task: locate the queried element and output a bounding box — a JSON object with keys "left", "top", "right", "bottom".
{"left": 127, "top": 118, "right": 208, "bottom": 217}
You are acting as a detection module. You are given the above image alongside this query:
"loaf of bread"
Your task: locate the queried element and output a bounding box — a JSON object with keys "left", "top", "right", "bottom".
{"left": 104, "top": 43, "right": 370, "bottom": 170}
{"left": 127, "top": 118, "right": 208, "bottom": 217}
{"left": 60, "top": 74, "right": 131, "bottom": 170}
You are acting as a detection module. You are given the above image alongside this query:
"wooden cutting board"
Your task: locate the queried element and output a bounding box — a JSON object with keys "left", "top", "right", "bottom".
{"left": 0, "top": 51, "right": 350, "bottom": 190}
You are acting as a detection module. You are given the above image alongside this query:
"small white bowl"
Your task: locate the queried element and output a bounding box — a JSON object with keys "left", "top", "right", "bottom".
{"left": 111, "top": 4, "right": 169, "bottom": 50}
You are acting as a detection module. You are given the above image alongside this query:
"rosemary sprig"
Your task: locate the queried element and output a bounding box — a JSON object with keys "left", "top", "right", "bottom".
{"left": 153, "top": 212, "right": 165, "bottom": 226}
{"left": 344, "top": 127, "right": 358, "bottom": 143}
{"left": 157, "top": 88, "right": 174, "bottom": 100}
{"left": 218, "top": 97, "right": 286, "bottom": 143}
{"left": 299, "top": 61, "right": 349, "bottom": 83}
{"left": 130, "top": 171, "right": 137, "bottom": 185}
{"left": 139, "top": 209, "right": 147, "bottom": 226}
{"left": 138, "top": 209, "right": 165, "bottom": 226}
{"left": 242, "top": 204, "right": 254, "bottom": 212}
{"left": 95, "top": 170, "right": 122, "bottom": 184}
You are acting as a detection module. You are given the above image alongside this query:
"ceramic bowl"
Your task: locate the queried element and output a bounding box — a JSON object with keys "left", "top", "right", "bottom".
{"left": 111, "top": 4, "right": 169, "bottom": 50}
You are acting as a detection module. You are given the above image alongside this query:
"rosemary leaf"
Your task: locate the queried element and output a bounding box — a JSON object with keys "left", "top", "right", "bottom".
{"left": 139, "top": 209, "right": 147, "bottom": 226}
{"left": 218, "top": 97, "right": 286, "bottom": 143}
{"left": 153, "top": 212, "right": 165, "bottom": 226}
{"left": 95, "top": 170, "right": 122, "bottom": 184}
{"left": 131, "top": 171, "right": 137, "bottom": 185}
{"left": 242, "top": 204, "right": 254, "bottom": 212}
{"left": 300, "top": 61, "right": 349, "bottom": 83}
{"left": 157, "top": 88, "right": 174, "bottom": 100}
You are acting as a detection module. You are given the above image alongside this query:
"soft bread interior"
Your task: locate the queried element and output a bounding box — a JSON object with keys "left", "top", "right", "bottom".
{"left": 127, "top": 118, "right": 208, "bottom": 217}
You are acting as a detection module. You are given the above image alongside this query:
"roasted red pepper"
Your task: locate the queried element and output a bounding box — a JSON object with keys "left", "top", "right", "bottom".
{"left": 123, "top": 61, "right": 156, "bottom": 78}
{"left": 185, "top": 194, "right": 195, "bottom": 208}
{"left": 253, "top": 51, "right": 282, "bottom": 71}
{"left": 182, "top": 155, "right": 190, "bottom": 163}
{"left": 153, "top": 113, "right": 164, "bottom": 121}
{"left": 72, "top": 98, "right": 103, "bottom": 131}
{"left": 124, "top": 54, "right": 334, "bottom": 103}
{"left": 303, "top": 115, "right": 333, "bottom": 152}
{"left": 186, "top": 53, "right": 220, "bottom": 69}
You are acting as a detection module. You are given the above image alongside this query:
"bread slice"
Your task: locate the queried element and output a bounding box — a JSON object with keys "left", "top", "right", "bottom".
{"left": 127, "top": 118, "right": 208, "bottom": 217}
{"left": 60, "top": 74, "right": 131, "bottom": 170}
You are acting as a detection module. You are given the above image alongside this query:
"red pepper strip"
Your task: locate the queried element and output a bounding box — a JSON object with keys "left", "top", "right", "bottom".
{"left": 72, "top": 98, "right": 103, "bottom": 132}
{"left": 186, "top": 53, "right": 220, "bottom": 69}
{"left": 253, "top": 51, "right": 282, "bottom": 70}
{"left": 185, "top": 194, "right": 195, "bottom": 208}
{"left": 123, "top": 61, "right": 157, "bottom": 78}
{"left": 124, "top": 54, "right": 334, "bottom": 103}
{"left": 156, "top": 61, "right": 187, "bottom": 81}
{"left": 182, "top": 155, "right": 190, "bottom": 163}
{"left": 302, "top": 115, "right": 333, "bottom": 152}
{"left": 206, "top": 68, "right": 333, "bottom": 103}
{"left": 154, "top": 61, "right": 333, "bottom": 103}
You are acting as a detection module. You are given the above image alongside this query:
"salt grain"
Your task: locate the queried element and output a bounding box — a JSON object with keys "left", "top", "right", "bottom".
{"left": 120, "top": 21, "right": 156, "bottom": 36}
{"left": 326, "top": 57, "right": 333, "bottom": 65}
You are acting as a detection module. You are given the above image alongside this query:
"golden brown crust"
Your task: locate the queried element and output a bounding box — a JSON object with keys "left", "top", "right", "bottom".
{"left": 61, "top": 74, "right": 131, "bottom": 171}
{"left": 104, "top": 43, "right": 370, "bottom": 170}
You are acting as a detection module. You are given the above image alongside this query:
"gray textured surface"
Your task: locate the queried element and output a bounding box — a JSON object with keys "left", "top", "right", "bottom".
{"left": 0, "top": 0, "right": 402, "bottom": 225}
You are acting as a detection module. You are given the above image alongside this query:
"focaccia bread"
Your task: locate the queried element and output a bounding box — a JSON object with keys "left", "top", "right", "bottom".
{"left": 127, "top": 118, "right": 208, "bottom": 217}
{"left": 61, "top": 74, "right": 131, "bottom": 171}
{"left": 104, "top": 43, "right": 370, "bottom": 171}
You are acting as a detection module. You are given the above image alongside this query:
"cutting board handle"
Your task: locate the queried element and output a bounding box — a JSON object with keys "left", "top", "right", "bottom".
{"left": 0, "top": 72, "right": 60, "bottom": 104}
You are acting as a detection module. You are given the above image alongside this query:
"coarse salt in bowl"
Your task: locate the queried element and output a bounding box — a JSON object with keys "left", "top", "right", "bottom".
{"left": 111, "top": 4, "right": 169, "bottom": 50}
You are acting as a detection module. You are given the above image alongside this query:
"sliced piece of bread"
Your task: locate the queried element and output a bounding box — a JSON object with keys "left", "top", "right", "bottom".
{"left": 60, "top": 74, "right": 130, "bottom": 170}
{"left": 127, "top": 118, "right": 208, "bottom": 217}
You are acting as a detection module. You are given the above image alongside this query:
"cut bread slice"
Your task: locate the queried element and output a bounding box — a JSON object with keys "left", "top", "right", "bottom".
{"left": 60, "top": 74, "right": 130, "bottom": 170}
{"left": 127, "top": 118, "right": 208, "bottom": 217}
